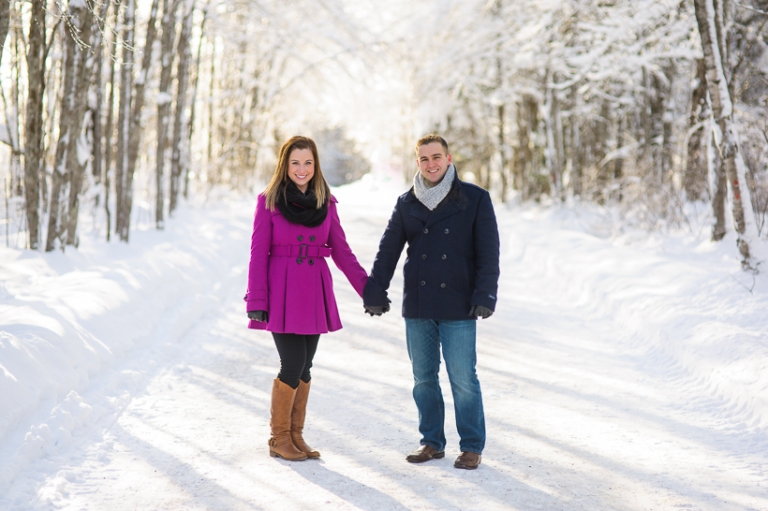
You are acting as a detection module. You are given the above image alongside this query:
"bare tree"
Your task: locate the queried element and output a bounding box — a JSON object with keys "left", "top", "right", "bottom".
{"left": 155, "top": 0, "right": 181, "bottom": 229}
{"left": 46, "top": 0, "right": 96, "bottom": 251}
{"left": 116, "top": 0, "right": 160, "bottom": 242}
{"left": 694, "top": 0, "right": 762, "bottom": 265}
{"left": 91, "top": 0, "right": 113, "bottom": 200}
{"left": 115, "top": 0, "right": 135, "bottom": 242}
{"left": 184, "top": 3, "right": 209, "bottom": 199}
{"left": 169, "top": 0, "right": 194, "bottom": 215}
{"left": 23, "top": 0, "right": 47, "bottom": 250}
{"left": 103, "top": 3, "right": 120, "bottom": 241}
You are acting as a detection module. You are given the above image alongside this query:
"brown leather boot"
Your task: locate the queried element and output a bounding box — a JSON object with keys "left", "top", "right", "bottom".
{"left": 291, "top": 380, "right": 320, "bottom": 458}
{"left": 268, "top": 378, "right": 307, "bottom": 461}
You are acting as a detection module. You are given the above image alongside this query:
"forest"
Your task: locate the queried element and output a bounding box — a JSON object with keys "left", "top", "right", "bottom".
{"left": 0, "top": 0, "right": 767, "bottom": 269}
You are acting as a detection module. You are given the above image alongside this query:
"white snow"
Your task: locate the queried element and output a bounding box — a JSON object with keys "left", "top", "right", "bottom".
{"left": 0, "top": 176, "right": 766, "bottom": 510}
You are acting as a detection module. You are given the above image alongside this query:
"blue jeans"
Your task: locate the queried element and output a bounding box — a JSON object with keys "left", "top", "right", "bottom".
{"left": 405, "top": 319, "right": 485, "bottom": 454}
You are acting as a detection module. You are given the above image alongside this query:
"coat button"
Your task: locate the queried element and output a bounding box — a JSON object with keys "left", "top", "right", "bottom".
{"left": 297, "top": 235, "right": 303, "bottom": 241}
{"left": 309, "top": 235, "right": 316, "bottom": 242}
{"left": 440, "top": 283, "right": 446, "bottom": 288}
{"left": 442, "top": 254, "right": 447, "bottom": 260}
{"left": 444, "top": 229, "right": 450, "bottom": 234}
{"left": 309, "top": 259, "right": 314, "bottom": 265}
{"left": 296, "top": 257, "right": 303, "bottom": 264}
{"left": 421, "top": 254, "right": 427, "bottom": 259}
{"left": 420, "top": 281, "right": 426, "bottom": 286}
{"left": 423, "top": 228, "right": 429, "bottom": 234}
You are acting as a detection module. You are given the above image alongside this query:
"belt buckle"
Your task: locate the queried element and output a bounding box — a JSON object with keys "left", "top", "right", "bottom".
{"left": 296, "top": 244, "right": 308, "bottom": 264}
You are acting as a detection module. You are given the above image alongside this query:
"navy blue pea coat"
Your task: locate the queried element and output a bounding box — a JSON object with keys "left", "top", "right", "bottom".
{"left": 364, "top": 175, "right": 500, "bottom": 320}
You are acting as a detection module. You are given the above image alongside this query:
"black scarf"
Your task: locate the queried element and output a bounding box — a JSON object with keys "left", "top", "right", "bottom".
{"left": 276, "top": 181, "right": 328, "bottom": 227}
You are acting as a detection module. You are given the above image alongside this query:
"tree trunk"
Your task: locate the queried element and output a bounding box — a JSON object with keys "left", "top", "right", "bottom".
{"left": 498, "top": 103, "right": 508, "bottom": 201}
{"left": 23, "top": 0, "right": 46, "bottom": 250}
{"left": 660, "top": 66, "right": 675, "bottom": 186}
{"left": 544, "top": 79, "right": 564, "bottom": 201}
{"left": 1, "top": 2, "right": 23, "bottom": 198}
{"left": 684, "top": 59, "right": 710, "bottom": 201}
{"left": 45, "top": 0, "right": 95, "bottom": 251}
{"left": 711, "top": 137, "right": 727, "bottom": 241}
{"left": 169, "top": 0, "right": 194, "bottom": 215}
{"left": 92, "top": 0, "right": 113, "bottom": 191}
{"left": 115, "top": 0, "right": 136, "bottom": 242}
{"left": 184, "top": 3, "right": 209, "bottom": 199}
{"left": 64, "top": 1, "right": 96, "bottom": 247}
{"left": 117, "top": 0, "right": 160, "bottom": 242}
{"left": 207, "top": 37, "right": 215, "bottom": 170}
{"left": 593, "top": 101, "right": 611, "bottom": 203}
{"left": 513, "top": 95, "right": 538, "bottom": 200}
{"left": 155, "top": 0, "right": 180, "bottom": 229}
{"left": 104, "top": 3, "right": 119, "bottom": 241}
{"left": 0, "top": 0, "right": 10, "bottom": 69}
{"left": 694, "top": 0, "right": 761, "bottom": 265}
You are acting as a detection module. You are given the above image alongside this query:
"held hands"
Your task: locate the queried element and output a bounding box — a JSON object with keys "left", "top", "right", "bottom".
{"left": 469, "top": 304, "right": 493, "bottom": 319}
{"left": 364, "top": 301, "right": 390, "bottom": 317}
{"left": 247, "top": 310, "right": 269, "bottom": 322}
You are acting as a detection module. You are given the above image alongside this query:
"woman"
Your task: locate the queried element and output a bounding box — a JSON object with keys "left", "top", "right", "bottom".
{"left": 245, "top": 136, "right": 367, "bottom": 461}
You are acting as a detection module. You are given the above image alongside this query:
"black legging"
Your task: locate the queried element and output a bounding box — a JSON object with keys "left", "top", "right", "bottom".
{"left": 272, "top": 333, "right": 320, "bottom": 389}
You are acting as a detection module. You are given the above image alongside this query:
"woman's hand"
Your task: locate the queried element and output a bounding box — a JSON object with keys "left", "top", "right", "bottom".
{"left": 248, "top": 310, "right": 269, "bottom": 322}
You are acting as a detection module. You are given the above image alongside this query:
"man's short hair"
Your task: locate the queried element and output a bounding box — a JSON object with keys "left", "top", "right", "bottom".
{"left": 416, "top": 134, "right": 449, "bottom": 155}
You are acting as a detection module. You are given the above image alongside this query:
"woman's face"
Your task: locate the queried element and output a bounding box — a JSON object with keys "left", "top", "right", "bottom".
{"left": 287, "top": 147, "right": 315, "bottom": 193}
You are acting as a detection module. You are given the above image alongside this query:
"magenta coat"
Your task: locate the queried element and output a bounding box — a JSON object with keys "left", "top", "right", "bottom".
{"left": 244, "top": 193, "right": 367, "bottom": 334}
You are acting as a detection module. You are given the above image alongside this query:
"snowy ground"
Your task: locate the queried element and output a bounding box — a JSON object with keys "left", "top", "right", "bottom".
{"left": 0, "top": 176, "right": 766, "bottom": 510}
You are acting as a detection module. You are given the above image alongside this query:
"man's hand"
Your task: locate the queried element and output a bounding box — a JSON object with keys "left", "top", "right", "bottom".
{"left": 364, "top": 303, "right": 390, "bottom": 316}
{"left": 469, "top": 305, "right": 493, "bottom": 319}
{"left": 248, "top": 310, "right": 269, "bottom": 322}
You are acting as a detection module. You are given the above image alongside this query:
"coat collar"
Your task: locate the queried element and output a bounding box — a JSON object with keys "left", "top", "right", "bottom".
{"left": 406, "top": 174, "right": 463, "bottom": 227}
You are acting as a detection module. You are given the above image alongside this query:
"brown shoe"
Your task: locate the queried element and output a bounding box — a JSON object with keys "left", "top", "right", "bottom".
{"left": 406, "top": 445, "right": 445, "bottom": 463}
{"left": 454, "top": 451, "right": 481, "bottom": 470}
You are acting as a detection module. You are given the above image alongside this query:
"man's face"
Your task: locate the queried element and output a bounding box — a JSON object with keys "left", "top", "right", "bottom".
{"left": 417, "top": 142, "right": 452, "bottom": 185}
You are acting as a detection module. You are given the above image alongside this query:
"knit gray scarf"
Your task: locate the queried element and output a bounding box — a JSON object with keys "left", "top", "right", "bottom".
{"left": 413, "top": 164, "right": 456, "bottom": 211}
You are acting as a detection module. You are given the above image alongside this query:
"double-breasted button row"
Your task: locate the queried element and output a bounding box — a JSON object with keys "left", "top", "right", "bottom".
{"left": 420, "top": 281, "right": 447, "bottom": 288}
{"left": 296, "top": 258, "right": 315, "bottom": 265}
{"left": 422, "top": 253, "right": 447, "bottom": 260}
{"left": 297, "top": 235, "right": 317, "bottom": 242}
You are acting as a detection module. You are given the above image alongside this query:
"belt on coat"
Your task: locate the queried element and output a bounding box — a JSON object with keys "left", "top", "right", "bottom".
{"left": 270, "top": 244, "right": 332, "bottom": 258}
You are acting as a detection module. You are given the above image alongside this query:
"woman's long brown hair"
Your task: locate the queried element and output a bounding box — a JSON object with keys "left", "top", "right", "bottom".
{"left": 264, "top": 136, "right": 330, "bottom": 211}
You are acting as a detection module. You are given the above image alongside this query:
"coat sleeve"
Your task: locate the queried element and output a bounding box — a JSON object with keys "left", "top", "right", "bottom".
{"left": 244, "top": 194, "right": 272, "bottom": 312}
{"left": 327, "top": 199, "right": 368, "bottom": 297}
{"left": 471, "top": 191, "right": 500, "bottom": 311}
{"left": 363, "top": 198, "right": 407, "bottom": 307}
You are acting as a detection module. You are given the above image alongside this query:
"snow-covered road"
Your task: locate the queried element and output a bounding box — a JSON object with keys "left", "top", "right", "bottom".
{"left": 1, "top": 178, "right": 766, "bottom": 510}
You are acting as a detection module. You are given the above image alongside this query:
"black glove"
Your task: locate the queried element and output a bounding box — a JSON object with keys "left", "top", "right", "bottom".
{"left": 248, "top": 310, "right": 269, "bottom": 322}
{"left": 364, "top": 302, "right": 390, "bottom": 316}
{"left": 469, "top": 304, "right": 493, "bottom": 319}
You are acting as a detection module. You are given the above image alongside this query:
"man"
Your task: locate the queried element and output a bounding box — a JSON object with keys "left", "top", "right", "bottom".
{"left": 364, "top": 134, "right": 500, "bottom": 470}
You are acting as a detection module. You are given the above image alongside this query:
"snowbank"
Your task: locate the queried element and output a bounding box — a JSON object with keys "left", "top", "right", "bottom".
{"left": 0, "top": 200, "right": 253, "bottom": 491}
{"left": 498, "top": 201, "right": 768, "bottom": 437}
